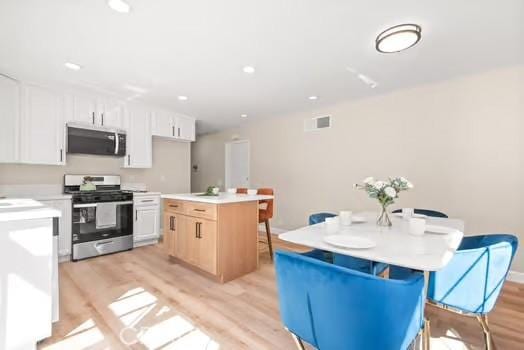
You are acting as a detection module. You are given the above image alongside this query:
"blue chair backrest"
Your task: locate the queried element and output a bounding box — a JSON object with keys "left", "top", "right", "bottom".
{"left": 308, "top": 212, "right": 336, "bottom": 225}
{"left": 275, "top": 251, "right": 424, "bottom": 349}
{"left": 429, "top": 234, "right": 518, "bottom": 314}
{"left": 392, "top": 208, "right": 448, "bottom": 218}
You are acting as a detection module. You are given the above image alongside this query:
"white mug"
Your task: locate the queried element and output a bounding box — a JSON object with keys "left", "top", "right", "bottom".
{"left": 402, "top": 208, "right": 414, "bottom": 219}
{"left": 227, "top": 188, "right": 236, "bottom": 194}
{"left": 247, "top": 189, "right": 257, "bottom": 195}
{"left": 339, "top": 210, "right": 353, "bottom": 226}
{"left": 212, "top": 187, "right": 220, "bottom": 195}
{"left": 409, "top": 218, "right": 426, "bottom": 236}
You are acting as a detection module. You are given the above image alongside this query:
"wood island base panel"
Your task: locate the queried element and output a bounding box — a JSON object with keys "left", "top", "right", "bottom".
{"left": 163, "top": 198, "right": 260, "bottom": 283}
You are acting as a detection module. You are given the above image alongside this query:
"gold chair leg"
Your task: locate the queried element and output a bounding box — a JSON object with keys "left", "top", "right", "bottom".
{"left": 477, "top": 315, "right": 494, "bottom": 350}
{"left": 423, "top": 318, "right": 431, "bottom": 350}
{"left": 288, "top": 330, "right": 306, "bottom": 350}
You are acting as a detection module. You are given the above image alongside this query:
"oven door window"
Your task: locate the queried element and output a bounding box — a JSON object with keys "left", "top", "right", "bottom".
{"left": 72, "top": 203, "right": 133, "bottom": 243}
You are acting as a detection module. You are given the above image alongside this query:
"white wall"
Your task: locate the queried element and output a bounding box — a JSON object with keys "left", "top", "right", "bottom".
{"left": 191, "top": 65, "right": 524, "bottom": 272}
{"left": 0, "top": 138, "right": 191, "bottom": 194}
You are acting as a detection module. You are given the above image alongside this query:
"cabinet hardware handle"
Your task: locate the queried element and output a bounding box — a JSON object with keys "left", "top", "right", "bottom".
{"left": 170, "top": 216, "right": 175, "bottom": 230}
{"left": 128, "top": 154, "right": 130, "bottom": 165}
{"left": 178, "top": 127, "right": 180, "bottom": 137}
{"left": 195, "top": 222, "right": 198, "bottom": 238}
{"left": 101, "top": 113, "right": 104, "bottom": 126}
{"left": 135, "top": 209, "right": 138, "bottom": 221}
{"left": 172, "top": 126, "right": 175, "bottom": 137}
{"left": 194, "top": 208, "right": 206, "bottom": 212}
{"left": 169, "top": 204, "right": 179, "bottom": 208}
{"left": 60, "top": 149, "right": 63, "bottom": 162}
{"left": 198, "top": 222, "right": 202, "bottom": 238}
{"left": 141, "top": 199, "right": 154, "bottom": 203}
{"left": 92, "top": 112, "right": 95, "bottom": 124}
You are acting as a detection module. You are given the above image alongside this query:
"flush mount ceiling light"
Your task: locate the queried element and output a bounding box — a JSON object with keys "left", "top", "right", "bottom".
{"left": 242, "top": 66, "right": 255, "bottom": 74}
{"left": 308, "top": 95, "right": 318, "bottom": 100}
{"left": 376, "top": 24, "right": 421, "bottom": 53}
{"left": 240, "top": 114, "right": 248, "bottom": 118}
{"left": 64, "top": 62, "right": 82, "bottom": 70}
{"left": 178, "top": 95, "right": 188, "bottom": 101}
{"left": 107, "top": 0, "right": 131, "bottom": 13}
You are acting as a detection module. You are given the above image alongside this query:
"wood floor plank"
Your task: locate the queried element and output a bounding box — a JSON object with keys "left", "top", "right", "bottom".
{"left": 38, "top": 238, "right": 524, "bottom": 350}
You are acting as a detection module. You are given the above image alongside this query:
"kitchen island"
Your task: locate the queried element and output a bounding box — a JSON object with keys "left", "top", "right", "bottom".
{"left": 161, "top": 193, "right": 273, "bottom": 283}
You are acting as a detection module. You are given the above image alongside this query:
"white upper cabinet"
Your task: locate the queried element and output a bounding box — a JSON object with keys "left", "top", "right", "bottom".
{"left": 122, "top": 104, "right": 152, "bottom": 168}
{"left": 98, "top": 97, "right": 123, "bottom": 129}
{"left": 66, "top": 92, "right": 123, "bottom": 129}
{"left": 152, "top": 110, "right": 195, "bottom": 141}
{"left": 20, "top": 84, "right": 66, "bottom": 165}
{"left": 68, "top": 92, "right": 98, "bottom": 125}
{"left": 152, "top": 110, "right": 174, "bottom": 137}
{"left": 175, "top": 115, "right": 196, "bottom": 141}
{"left": 0, "top": 74, "right": 20, "bottom": 163}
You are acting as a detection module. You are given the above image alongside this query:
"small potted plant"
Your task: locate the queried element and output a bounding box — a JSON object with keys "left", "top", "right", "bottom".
{"left": 354, "top": 177, "right": 413, "bottom": 226}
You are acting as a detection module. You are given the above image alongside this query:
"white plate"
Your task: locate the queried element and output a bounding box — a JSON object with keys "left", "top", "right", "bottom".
{"left": 351, "top": 216, "right": 366, "bottom": 223}
{"left": 393, "top": 213, "right": 427, "bottom": 219}
{"left": 324, "top": 235, "right": 376, "bottom": 249}
{"left": 425, "top": 225, "right": 457, "bottom": 235}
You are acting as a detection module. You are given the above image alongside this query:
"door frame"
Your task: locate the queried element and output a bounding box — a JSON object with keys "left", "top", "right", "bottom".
{"left": 225, "top": 139, "right": 250, "bottom": 189}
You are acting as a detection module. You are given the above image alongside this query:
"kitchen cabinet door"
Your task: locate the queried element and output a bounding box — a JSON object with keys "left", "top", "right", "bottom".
{"left": 122, "top": 104, "right": 152, "bottom": 168}
{"left": 0, "top": 74, "right": 20, "bottom": 163}
{"left": 175, "top": 115, "right": 195, "bottom": 141}
{"left": 174, "top": 215, "right": 195, "bottom": 262}
{"left": 40, "top": 199, "right": 72, "bottom": 258}
{"left": 194, "top": 218, "right": 217, "bottom": 274}
{"left": 134, "top": 205, "right": 160, "bottom": 242}
{"left": 163, "top": 212, "right": 175, "bottom": 255}
{"left": 69, "top": 92, "right": 97, "bottom": 125}
{"left": 152, "top": 110, "right": 174, "bottom": 137}
{"left": 98, "top": 97, "right": 123, "bottom": 128}
{"left": 20, "top": 84, "right": 66, "bottom": 165}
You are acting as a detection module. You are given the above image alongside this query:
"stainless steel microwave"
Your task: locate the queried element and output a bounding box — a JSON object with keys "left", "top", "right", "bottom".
{"left": 67, "top": 123, "right": 126, "bottom": 157}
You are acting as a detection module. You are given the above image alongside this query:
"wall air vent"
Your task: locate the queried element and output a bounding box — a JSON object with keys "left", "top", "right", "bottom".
{"left": 304, "top": 115, "right": 331, "bottom": 132}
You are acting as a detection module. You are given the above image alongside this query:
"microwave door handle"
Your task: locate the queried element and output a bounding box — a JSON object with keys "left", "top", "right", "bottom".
{"left": 114, "top": 132, "right": 119, "bottom": 155}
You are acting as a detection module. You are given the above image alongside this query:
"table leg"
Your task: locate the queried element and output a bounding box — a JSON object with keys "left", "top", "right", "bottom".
{"left": 423, "top": 271, "right": 431, "bottom": 350}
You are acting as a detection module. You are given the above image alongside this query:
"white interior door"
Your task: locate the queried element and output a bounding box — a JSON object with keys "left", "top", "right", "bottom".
{"left": 225, "top": 140, "right": 250, "bottom": 189}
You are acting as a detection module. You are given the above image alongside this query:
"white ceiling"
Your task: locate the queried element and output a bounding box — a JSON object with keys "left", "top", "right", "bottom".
{"left": 1, "top": 0, "right": 523, "bottom": 134}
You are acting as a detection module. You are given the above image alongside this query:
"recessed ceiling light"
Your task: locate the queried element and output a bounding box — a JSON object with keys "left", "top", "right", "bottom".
{"left": 178, "top": 95, "right": 188, "bottom": 101}
{"left": 240, "top": 114, "right": 248, "bottom": 118}
{"left": 64, "top": 62, "right": 82, "bottom": 70}
{"left": 376, "top": 24, "right": 421, "bottom": 53}
{"left": 107, "top": 0, "right": 131, "bottom": 13}
{"left": 308, "top": 95, "right": 318, "bottom": 100}
{"left": 243, "top": 66, "right": 255, "bottom": 74}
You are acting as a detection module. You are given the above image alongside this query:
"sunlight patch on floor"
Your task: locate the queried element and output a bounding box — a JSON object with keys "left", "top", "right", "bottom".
{"left": 41, "top": 319, "right": 104, "bottom": 350}
{"left": 109, "top": 289, "right": 157, "bottom": 317}
{"left": 429, "top": 329, "right": 470, "bottom": 350}
{"left": 160, "top": 328, "right": 220, "bottom": 349}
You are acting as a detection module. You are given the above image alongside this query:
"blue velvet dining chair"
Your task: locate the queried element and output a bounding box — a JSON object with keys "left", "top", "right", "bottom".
{"left": 308, "top": 213, "right": 388, "bottom": 275}
{"left": 275, "top": 250, "right": 425, "bottom": 350}
{"left": 391, "top": 208, "right": 449, "bottom": 218}
{"left": 426, "top": 234, "right": 518, "bottom": 350}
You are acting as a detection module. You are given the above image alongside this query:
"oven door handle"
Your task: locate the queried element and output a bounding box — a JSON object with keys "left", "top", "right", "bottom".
{"left": 73, "top": 201, "right": 133, "bottom": 208}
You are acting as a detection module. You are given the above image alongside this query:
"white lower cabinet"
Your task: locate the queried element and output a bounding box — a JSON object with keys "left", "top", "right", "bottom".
{"left": 133, "top": 195, "right": 160, "bottom": 247}
{"left": 123, "top": 104, "right": 153, "bottom": 168}
{"left": 39, "top": 198, "right": 72, "bottom": 260}
{"left": 20, "top": 84, "right": 66, "bottom": 165}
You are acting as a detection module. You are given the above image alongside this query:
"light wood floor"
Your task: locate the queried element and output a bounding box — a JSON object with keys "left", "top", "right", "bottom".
{"left": 39, "top": 237, "right": 524, "bottom": 350}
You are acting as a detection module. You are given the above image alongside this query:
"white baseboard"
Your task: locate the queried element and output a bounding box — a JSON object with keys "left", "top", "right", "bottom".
{"left": 258, "top": 224, "right": 288, "bottom": 235}
{"left": 507, "top": 270, "right": 524, "bottom": 284}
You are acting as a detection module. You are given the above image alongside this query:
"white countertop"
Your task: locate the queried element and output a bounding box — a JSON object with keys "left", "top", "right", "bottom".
{"left": 279, "top": 212, "right": 464, "bottom": 271}
{"left": 0, "top": 198, "right": 62, "bottom": 222}
{"left": 161, "top": 192, "right": 274, "bottom": 204}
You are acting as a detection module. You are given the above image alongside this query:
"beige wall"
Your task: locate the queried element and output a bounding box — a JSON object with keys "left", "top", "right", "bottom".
{"left": 0, "top": 138, "right": 191, "bottom": 194}
{"left": 191, "top": 65, "right": 524, "bottom": 272}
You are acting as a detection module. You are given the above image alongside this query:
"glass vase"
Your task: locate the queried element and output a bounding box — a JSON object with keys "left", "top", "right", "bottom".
{"left": 377, "top": 204, "right": 392, "bottom": 227}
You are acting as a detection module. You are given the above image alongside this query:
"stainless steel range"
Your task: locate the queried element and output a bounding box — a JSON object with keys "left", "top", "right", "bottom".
{"left": 64, "top": 175, "right": 133, "bottom": 261}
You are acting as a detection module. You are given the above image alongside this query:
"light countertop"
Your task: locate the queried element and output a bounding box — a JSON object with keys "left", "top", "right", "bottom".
{"left": 0, "top": 198, "right": 62, "bottom": 222}
{"left": 131, "top": 191, "right": 161, "bottom": 197}
{"left": 161, "top": 192, "right": 273, "bottom": 204}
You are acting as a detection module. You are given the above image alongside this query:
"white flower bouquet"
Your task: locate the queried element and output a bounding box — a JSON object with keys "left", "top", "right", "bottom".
{"left": 354, "top": 177, "right": 413, "bottom": 226}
